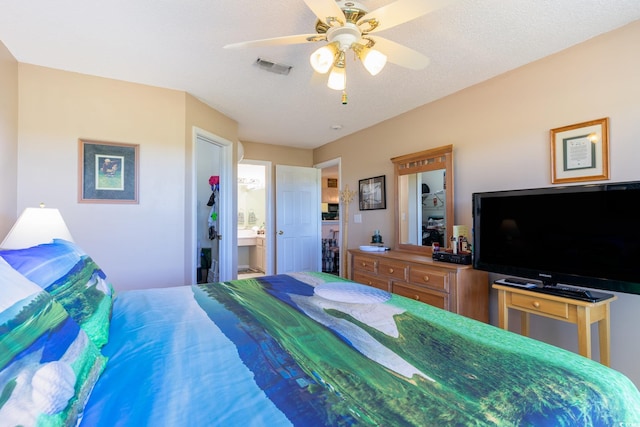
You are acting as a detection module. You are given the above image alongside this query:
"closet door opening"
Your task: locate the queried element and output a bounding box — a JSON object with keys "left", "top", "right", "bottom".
{"left": 193, "top": 129, "right": 234, "bottom": 284}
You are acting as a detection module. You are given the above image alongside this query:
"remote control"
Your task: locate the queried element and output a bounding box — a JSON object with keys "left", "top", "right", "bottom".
{"left": 496, "top": 278, "right": 537, "bottom": 289}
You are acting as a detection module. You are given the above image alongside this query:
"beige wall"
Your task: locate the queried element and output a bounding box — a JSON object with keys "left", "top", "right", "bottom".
{"left": 314, "top": 20, "right": 640, "bottom": 385}
{"left": 14, "top": 64, "right": 238, "bottom": 291}
{"left": 242, "top": 140, "right": 313, "bottom": 167}
{"left": 0, "top": 42, "right": 18, "bottom": 237}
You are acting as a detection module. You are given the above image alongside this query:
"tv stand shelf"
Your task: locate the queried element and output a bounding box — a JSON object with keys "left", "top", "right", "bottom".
{"left": 493, "top": 283, "right": 617, "bottom": 366}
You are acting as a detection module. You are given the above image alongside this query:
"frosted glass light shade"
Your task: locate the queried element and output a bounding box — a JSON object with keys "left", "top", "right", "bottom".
{"left": 1, "top": 207, "right": 74, "bottom": 249}
{"left": 310, "top": 45, "right": 335, "bottom": 74}
{"left": 361, "top": 48, "right": 387, "bottom": 76}
{"left": 327, "top": 66, "right": 346, "bottom": 91}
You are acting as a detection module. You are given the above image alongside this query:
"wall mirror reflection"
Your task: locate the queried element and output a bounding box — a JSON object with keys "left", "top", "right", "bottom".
{"left": 392, "top": 145, "right": 453, "bottom": 255}
{"left": 398, "top": 169, "right": 446, "bottom": 246}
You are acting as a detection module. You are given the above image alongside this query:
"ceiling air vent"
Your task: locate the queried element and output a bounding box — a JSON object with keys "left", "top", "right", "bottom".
{"left": 255, "top": 58, "right": 292, "bottom": 75}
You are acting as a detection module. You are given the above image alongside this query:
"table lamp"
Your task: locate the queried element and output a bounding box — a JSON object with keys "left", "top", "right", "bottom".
{"left": 1, "top": 204, "right": 74, "bottom": 249}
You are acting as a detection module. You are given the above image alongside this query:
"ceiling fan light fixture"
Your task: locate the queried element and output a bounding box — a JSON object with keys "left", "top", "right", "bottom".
{"left": 227, "top": 0, "right": 439, "bottom": 100}
{"left": 327, "top": 65, "right": 346, "bottom": 91}
{"left": 360, "top": 48, "right": 387, "bottom": 76}
{"left": 310, "top": 44, "right": 336, "bottom": 74}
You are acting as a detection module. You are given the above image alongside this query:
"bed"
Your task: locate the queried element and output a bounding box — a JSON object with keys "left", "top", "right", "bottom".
{"left": 1, "top": 240, "right": 640, "bottom": 426}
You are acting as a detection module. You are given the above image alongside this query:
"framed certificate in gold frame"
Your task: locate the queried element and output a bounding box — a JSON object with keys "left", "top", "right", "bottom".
{"left": 550, "top": 118, "right": 609, "bottom": 184}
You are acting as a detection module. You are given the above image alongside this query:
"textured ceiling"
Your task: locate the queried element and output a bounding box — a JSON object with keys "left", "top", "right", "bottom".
{"left": 1, "top": 0, "right": 639, "bottom": 149}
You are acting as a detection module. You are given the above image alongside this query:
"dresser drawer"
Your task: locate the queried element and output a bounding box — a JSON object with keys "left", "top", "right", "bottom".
{"left": 392, "top": 282, "right": 449, "bottom": 310}
{"left": 353, "top": 271, "right": 390, "bottom": 292}
{"left": 511, "top": 293, "right": 569, "bottom": 319}
{"left": 352, "top": 255, "right": 377, "bottom": 273}
{"left": 408, "top": 267, "right": 449, "bottom": 292}
{"left": 377, "top": 260, "right": 407, "bottom": 281}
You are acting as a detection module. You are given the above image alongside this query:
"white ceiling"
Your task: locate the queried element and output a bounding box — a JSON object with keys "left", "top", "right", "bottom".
{"left": 1, "top": 0, "right": 639, "bottom": 149}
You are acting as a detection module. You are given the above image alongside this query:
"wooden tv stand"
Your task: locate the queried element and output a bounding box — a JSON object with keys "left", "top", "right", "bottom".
{"left": 493, "top": 283, "right": 617, "bottom": 366}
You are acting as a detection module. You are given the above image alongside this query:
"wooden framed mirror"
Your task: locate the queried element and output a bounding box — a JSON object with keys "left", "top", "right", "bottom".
{"left": 391, "top": 145, "right": 454, "bottom": 255}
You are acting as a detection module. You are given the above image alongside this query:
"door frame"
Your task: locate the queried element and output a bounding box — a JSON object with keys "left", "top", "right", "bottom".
{"left": 190, "top": 127, "right": 235, "bottom": 283}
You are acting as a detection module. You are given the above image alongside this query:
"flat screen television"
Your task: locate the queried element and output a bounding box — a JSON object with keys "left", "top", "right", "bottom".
{"left": 472, "top": 180, "right": 640, "bottom": 296}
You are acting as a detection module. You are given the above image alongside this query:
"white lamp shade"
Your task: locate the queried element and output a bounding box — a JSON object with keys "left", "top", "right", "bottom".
{"left": 1, "top": 207, "right": 74, "bottom": 249}
{"left": 327, "top": 66, "right": 346, "bottom": 91}
{"left": 310, "top": 45, "right": 335, "bottom": 74}
{"left": 361, "top": 48, "right": 387, "bottom": 76}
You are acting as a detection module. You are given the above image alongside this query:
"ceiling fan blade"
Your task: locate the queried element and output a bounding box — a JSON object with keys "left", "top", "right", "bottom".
{"left": 372, "top": 36, "right": 430, "bottom": 70}
{"left": 224, "top": 34, "right": 321, "bottom": 49}
{"left": 360, "top": 0, "right": 454, "bottom": 33}
{"left": 303, "top": 0, "right": 346, "bottom": 23}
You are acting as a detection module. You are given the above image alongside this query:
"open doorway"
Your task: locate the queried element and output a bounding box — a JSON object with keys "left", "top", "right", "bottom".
{"left": 316, "top": 158, "right": 342, "bottom": 277}
{"left": 238, "top": 160, "right": 271, "bottom": 279}
{"left": 192, "top": 128, "right": 235, "bottom": 284}
{"left": 195, "top": 139, "right": 221, "bottom": 283}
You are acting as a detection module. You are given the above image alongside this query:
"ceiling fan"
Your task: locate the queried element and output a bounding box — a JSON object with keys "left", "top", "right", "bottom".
{"left": 224, "top": 0, "right": 452, "bottom": 98}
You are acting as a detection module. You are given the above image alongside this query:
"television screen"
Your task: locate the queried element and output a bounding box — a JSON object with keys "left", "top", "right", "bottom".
{"left": 472, "top": 181, "right": 640, "bottom": 295}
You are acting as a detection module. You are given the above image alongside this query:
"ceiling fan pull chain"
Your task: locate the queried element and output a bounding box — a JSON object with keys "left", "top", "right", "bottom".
{"left": 341, "top": 91, "right": 348, "bottom": 105}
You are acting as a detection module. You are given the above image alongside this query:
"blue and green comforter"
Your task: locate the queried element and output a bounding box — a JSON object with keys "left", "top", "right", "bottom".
{"left": 81, "top": 272, "right": 640, "bottom": 426}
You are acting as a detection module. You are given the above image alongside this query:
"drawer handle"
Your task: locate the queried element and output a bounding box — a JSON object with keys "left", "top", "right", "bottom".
{"left": 414, "top": 295, "right": 420, "bottom": 301}
{"left": 532, "top": 301, "right": 541, "bottom": 308}
{"left": 388, "top": 268, "right": 394, "bottom": 274}
{"left": 361, "top": 262, "right": 367, "bottom": 267}
{"left": 423, "top": 275, "right": 430, "bottom": 282}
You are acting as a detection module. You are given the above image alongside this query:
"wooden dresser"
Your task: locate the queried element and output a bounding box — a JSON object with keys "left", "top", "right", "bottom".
{"left": 348, "top": 249, "right": 489, "bottom": 323}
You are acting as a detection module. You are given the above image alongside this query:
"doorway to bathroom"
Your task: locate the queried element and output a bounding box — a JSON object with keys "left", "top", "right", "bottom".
{"left": 238, "top": 160, "right": 271, "bottom": 279}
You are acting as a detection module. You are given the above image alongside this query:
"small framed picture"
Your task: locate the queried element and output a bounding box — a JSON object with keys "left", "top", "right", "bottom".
{"left": 78, "top": 139, "right": 139, "bottom": 203}
{"left": 359, "top": 175, "right": 386, "bottom": 210}
{"left": 550, "top": 118, "right": 609, "bottom": 184}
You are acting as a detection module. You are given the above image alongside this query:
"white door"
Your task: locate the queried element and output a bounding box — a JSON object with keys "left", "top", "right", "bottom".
{"left": 275, "top": 165, "right": 321, "bottom": 273}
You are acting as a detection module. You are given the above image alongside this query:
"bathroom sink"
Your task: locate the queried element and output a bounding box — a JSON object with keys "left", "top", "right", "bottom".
{"left": 238, "top": 229, "right": 257, "bottom": 246}
{"left": 238, "top": 229, "right": 257, "bottom": 237}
